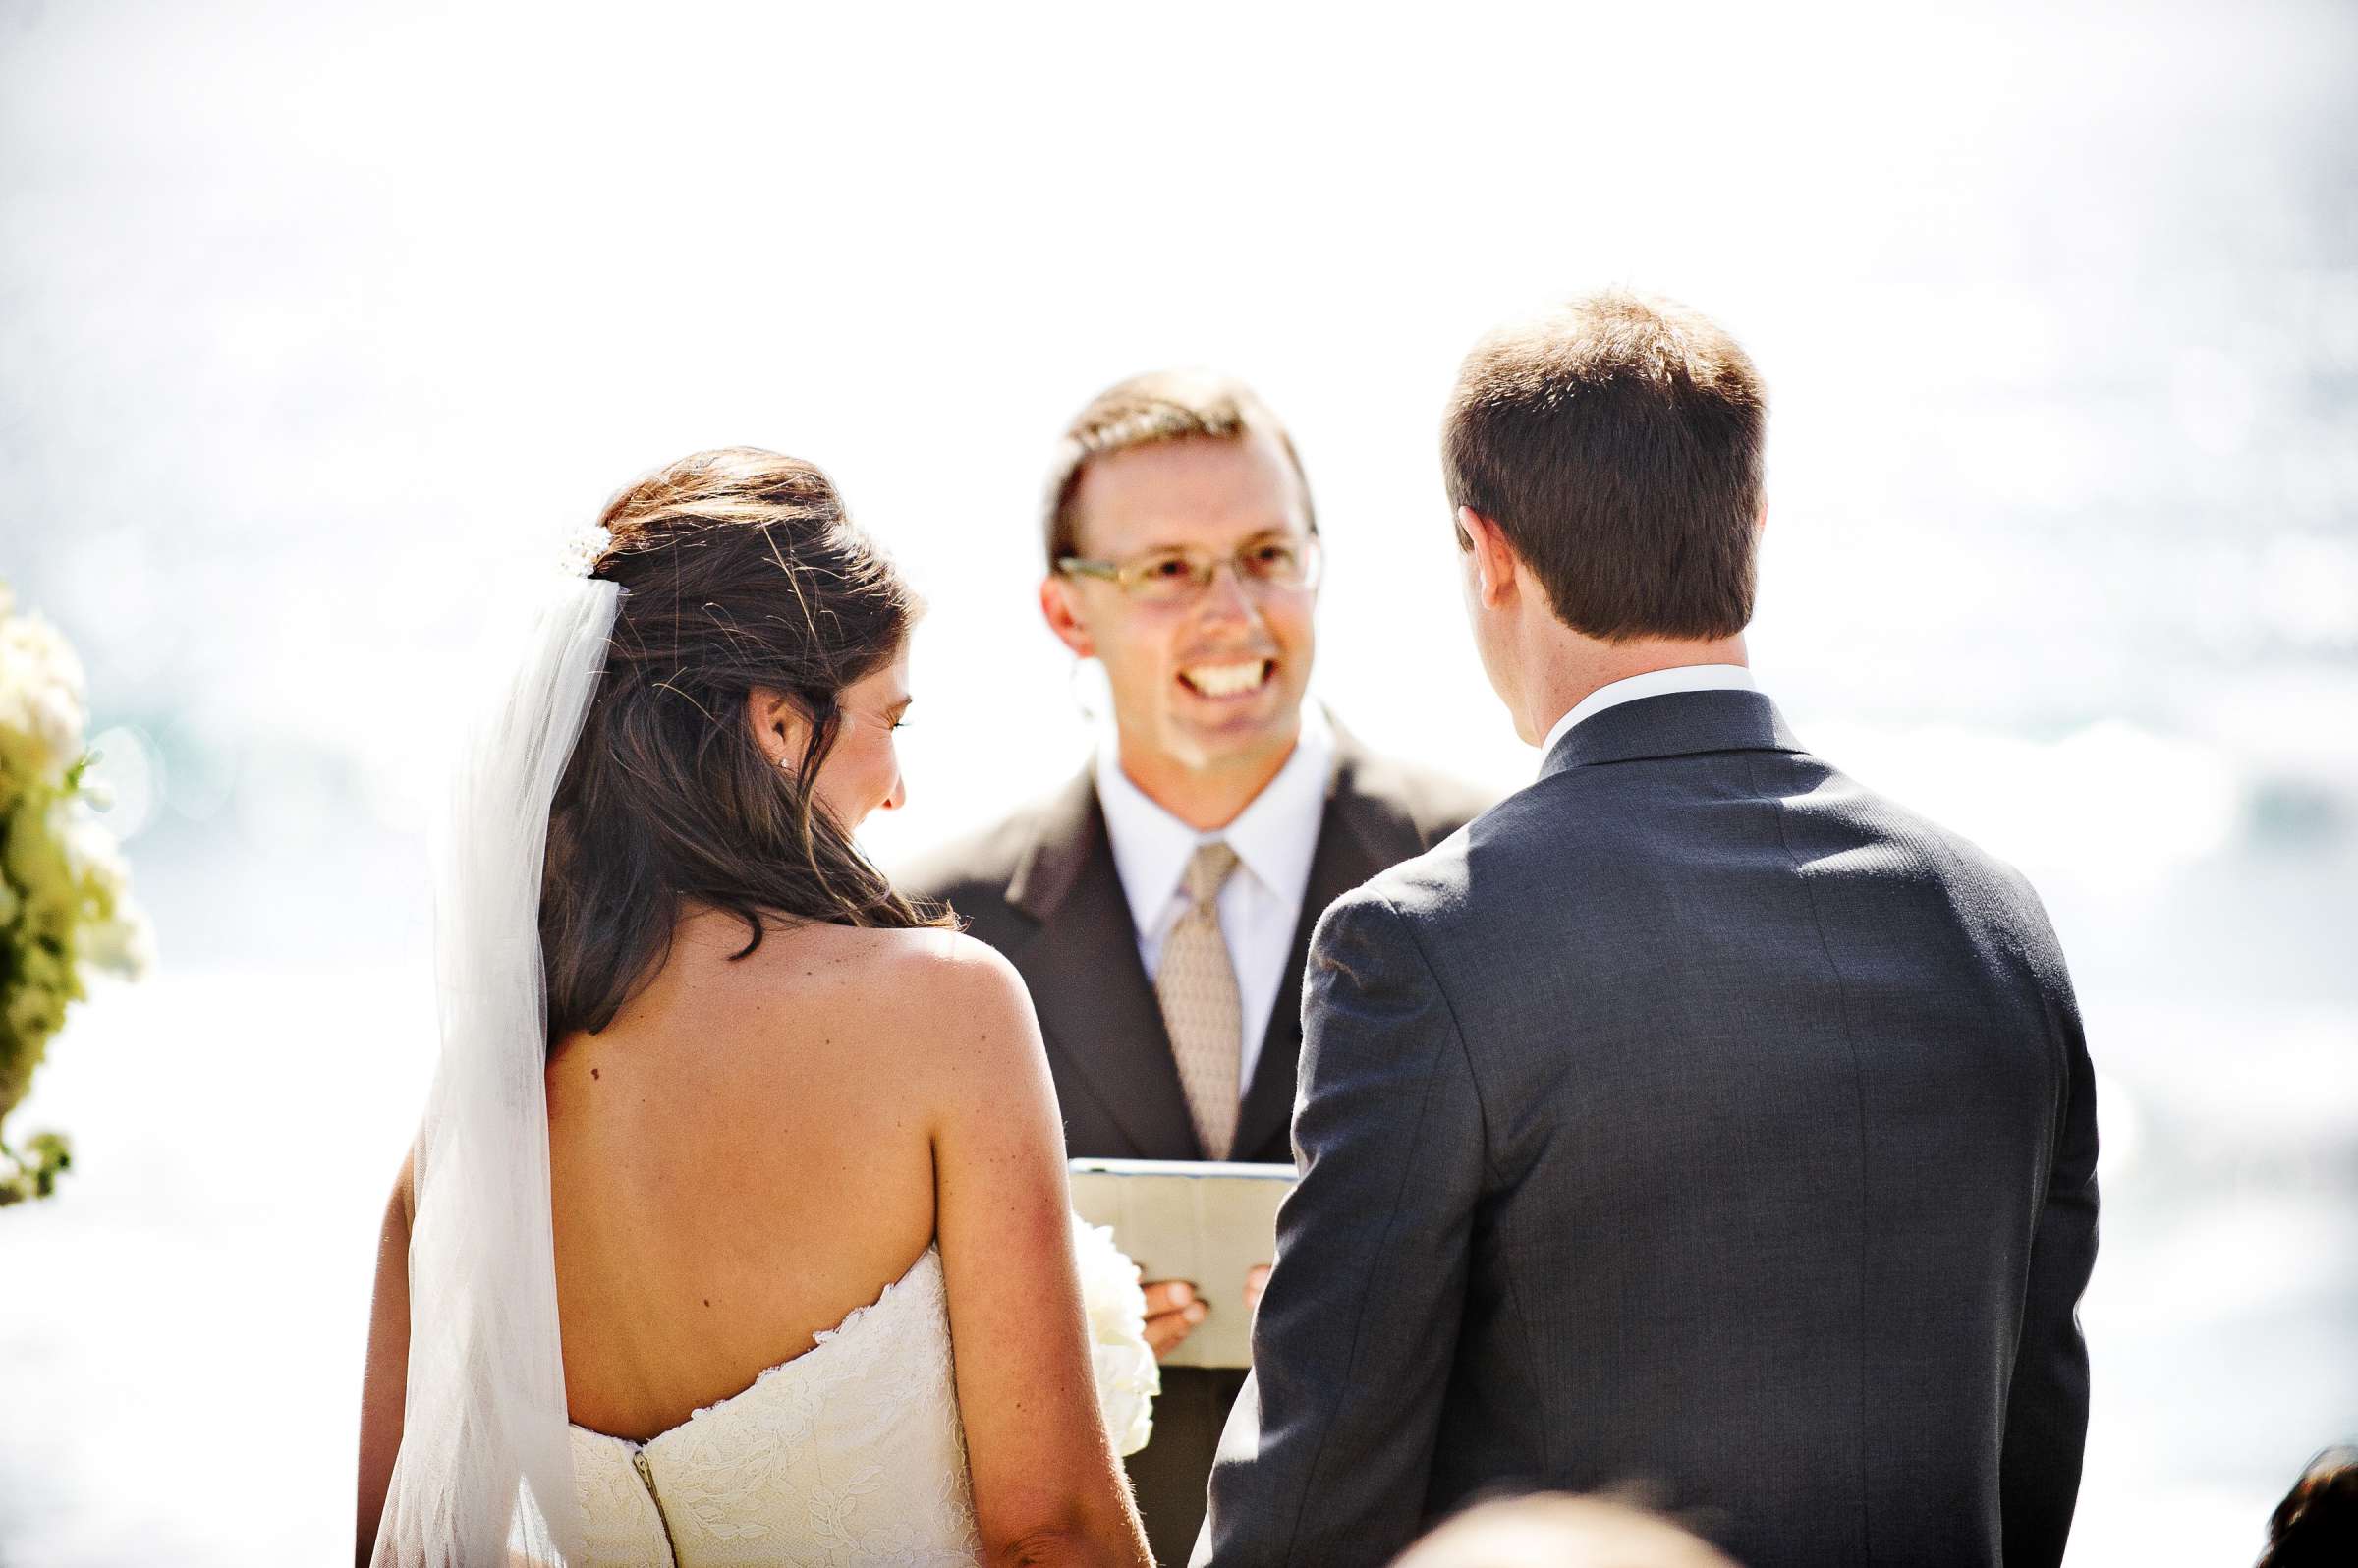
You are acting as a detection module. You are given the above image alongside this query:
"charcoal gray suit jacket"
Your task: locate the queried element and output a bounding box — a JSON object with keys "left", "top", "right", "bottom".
{"left": 901, "top": 724, "right": 1489, "bottom": 1566}
{"left": 1196, "top": 688, "right": 2098, "bottom": 1568}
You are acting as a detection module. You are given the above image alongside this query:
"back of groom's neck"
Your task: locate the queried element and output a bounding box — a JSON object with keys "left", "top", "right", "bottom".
{"left": 1521, "top": 632, "right": 1751, "bottom": 747}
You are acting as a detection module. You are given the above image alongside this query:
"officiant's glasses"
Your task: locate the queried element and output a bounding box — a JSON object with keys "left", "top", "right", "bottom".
{"left": 1056, "top": 533, "right": 1323, "bottom": 605}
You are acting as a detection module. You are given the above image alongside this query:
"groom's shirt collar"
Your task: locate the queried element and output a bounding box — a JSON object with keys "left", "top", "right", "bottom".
{"left": 1538, "top": 664, "right": 1757, "bottom": 772}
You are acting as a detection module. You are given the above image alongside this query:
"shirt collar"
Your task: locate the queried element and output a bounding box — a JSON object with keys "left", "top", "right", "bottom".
{"left": 1095, "top": 703, "right": 1335, "bottom": 934}
{"left": 1538, "top": 664, "right": 1757, "bottom": 770}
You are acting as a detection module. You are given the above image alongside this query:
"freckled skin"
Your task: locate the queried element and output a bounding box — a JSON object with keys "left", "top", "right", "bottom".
{"left": 534, "top": 919, "right": 1029, "bottom": 1443}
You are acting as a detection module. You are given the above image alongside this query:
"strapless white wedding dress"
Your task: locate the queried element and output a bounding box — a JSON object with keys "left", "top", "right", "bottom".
{"left": 568, "top": 1245, "right": 982, "bottom": 1566}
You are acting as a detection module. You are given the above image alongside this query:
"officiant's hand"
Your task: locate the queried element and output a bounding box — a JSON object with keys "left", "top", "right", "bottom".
{"left": 1142, "top": 1279, "right": 1207, "bottom": 1358}
{"left": 1244, "top": 1264, "right": 1270, "bottom": 1317}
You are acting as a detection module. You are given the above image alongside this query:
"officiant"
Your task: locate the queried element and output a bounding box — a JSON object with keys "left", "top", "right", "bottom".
{"left": 904, "top": 369, "right": 1489, "bottom": 1564}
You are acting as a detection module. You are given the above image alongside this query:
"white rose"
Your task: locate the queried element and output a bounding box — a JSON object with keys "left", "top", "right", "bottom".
{"left": 1069, "top": 1213, "right": 1159, "bottom": 1457}
{"left": 76, "top": 889, "right": 154, "bottom": 980}
{"left": 64, "top": 807, "right": 128, "bottom": 887}
{"left": 0, "top": 598, "right": 89, "bottom": 782}
{"left": 62, "top": 794, "right": 151, "bottom": 980}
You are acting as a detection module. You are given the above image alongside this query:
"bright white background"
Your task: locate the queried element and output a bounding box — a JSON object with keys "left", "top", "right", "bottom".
{"left": 1, "top": 2, "right": 2352, "bottom": 1563}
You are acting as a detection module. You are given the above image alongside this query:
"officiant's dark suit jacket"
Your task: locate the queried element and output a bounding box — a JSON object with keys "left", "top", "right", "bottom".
{"left": 902, "top": 726, "right": 1488, "bottom": 1566}
{"left": 1197, "top": 688, "right": 2098, "bottom": 1568}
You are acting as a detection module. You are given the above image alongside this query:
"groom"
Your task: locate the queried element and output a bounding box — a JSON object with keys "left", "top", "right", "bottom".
{"left": 905, "top": 370, "right": 1488, "bottom": 1564}
{"left": 1198, "top": 292, "right": 2099, "bottom": 1568}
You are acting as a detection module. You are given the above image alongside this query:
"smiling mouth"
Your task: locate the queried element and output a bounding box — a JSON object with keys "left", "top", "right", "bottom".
{"left": 1177, "top": 658, "right": 1276, "bottom": 699}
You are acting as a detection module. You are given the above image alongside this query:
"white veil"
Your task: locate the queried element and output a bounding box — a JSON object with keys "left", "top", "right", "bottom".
{"left": 372, "top": 573, "right": 621, "bottom": 1567}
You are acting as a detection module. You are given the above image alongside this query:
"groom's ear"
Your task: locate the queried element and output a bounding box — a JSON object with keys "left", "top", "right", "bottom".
{"left": 1458, "top": 507, "right": 1522, "bottom": 610}
{"left": 1039, "top": 575, "right": 1095, "bottom": 659}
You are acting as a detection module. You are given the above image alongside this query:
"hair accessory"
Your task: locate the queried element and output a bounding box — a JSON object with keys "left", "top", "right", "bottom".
{"left": 558, "top": 523, "right": 613, "bottom": 579}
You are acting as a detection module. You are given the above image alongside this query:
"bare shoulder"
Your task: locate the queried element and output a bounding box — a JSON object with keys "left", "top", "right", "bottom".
{"left": 754, "top": 921, "right": 1018, "bottom": 995}
{"left": 867, "top": 926, "right": 1035, "bottom": 1041}
{"left": 724, "top": 922, "right": 1037, "bottom": 1058}
{"left": 859, "top": 930, "right": 1048, "bottom": 1103}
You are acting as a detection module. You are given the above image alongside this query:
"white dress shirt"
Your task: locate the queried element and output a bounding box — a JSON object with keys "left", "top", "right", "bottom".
{"left": 1095, "top": 704, "right": 1335, "bottom": 1091}
{"left": 1538, "top": 664, "right": 1757, "bottom": 771}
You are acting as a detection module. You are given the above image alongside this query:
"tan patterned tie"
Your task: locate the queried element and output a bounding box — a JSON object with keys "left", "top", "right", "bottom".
{"left": 1156, "top": 840, "right": 1243, "bottom": 1160}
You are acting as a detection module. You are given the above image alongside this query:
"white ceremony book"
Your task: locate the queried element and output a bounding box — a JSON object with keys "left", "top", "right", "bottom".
{"left": 1067, "top": 1157, "right": 1297, "bottom": 1370}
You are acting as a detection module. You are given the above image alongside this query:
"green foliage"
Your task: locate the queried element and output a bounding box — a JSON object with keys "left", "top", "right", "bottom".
{"left": 0, "top": 1130, "right": 72, "bottom": 1206}
{"left": 0, "top": 582, "right": 146, "bottom": 1204}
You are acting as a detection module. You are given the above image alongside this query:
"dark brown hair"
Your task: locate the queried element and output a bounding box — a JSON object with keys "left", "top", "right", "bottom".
{"left": 1041, "top": 369, "right": 1316, "bottom": 569}
{"left": 2258, "top": 1447, "right": 2358, "bottom": 1567}
{"left": 1442, "top": 289, "right": 1767, "bottom": 642}
{"left": 541, "top": 447, "right": 950, "bottom": 1043}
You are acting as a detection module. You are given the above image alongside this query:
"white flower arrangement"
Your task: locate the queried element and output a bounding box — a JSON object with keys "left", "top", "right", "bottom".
{"left": 0, "top": 583, "right": 88, "bottom": 779}
{"left": 0, "top": 582, "right": 149, "bottom": 1204}
{"left": 1071, "top": 1212, "right": 1160, "bottom": 1456}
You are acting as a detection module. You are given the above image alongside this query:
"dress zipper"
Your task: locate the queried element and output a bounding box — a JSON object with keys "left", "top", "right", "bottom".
{"left": 630, "top": 1447, "right": 682, "bottom": 1566}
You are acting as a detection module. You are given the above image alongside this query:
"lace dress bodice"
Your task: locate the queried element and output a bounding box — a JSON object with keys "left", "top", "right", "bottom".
{"left": 569, "top": 1246, "right": 981, "bottom": 1566}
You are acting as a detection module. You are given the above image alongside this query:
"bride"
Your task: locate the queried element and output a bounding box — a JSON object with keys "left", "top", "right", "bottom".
{"left": 355, "top": 449, "right": 1154, "bottom": 1566}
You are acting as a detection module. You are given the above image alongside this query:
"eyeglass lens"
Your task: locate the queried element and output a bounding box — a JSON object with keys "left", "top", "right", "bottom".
{"left": 1127, "top": 538, "right": 1318, "bottom": 600}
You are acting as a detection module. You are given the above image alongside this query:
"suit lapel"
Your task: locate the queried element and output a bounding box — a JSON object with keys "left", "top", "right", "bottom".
{"left": 1228, "top": 735, "right": 1425, "bottom": 1164}
{"left": 1004, "top": 771, "right": 1202, "bottom": 1158}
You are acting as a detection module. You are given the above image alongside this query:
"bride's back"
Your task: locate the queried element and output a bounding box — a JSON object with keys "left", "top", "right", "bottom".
{"left": 509, "top": 449, "right": 961, "bottom": 1440}
{"left": 362, "top": 448, "right": 1151, "bottom": 1567}
{"left": 545, "top": 912, "right": 952, "bottom": 1440}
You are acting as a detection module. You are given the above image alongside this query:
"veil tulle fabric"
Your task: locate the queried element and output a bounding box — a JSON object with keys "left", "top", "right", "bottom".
{"left": 372, "top": 576, "right": 620, "bottom": 1567}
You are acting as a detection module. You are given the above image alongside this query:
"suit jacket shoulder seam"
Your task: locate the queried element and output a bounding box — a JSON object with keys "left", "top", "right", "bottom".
{"left": 1282, "top": 890, "right": 1489, "bottom": 1560}
{"left": 1374, "top": 890, "right": 1497, "bottom": 1188}
{"left": 1750, "top": 749, "right": 1875, "bottom": 1561}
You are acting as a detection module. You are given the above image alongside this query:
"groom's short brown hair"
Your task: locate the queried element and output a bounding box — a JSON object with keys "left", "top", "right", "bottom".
{"left": 1443, "top": 290, "right": 1767, "bottom": 641}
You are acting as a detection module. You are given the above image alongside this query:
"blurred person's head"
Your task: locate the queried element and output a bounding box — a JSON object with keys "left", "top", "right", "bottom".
{"left": 2256, "top": 1446, "right": 2358, "bottom": 1567}
{"left": 1391, "top": 1492, "right": 1739, "bottom": 1568}
{"left": 542, "top": 447, "right": 949, "bottom": 1041}
{"left": 1442, "top": 288, "right": 1767, "bottom": 744}
{"left": 1039, "top": 370, "right": 1321, "bottom": 829}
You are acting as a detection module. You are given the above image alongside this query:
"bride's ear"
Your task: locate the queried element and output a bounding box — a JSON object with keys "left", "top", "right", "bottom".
{"left": 747, "top": 687, "right": 812, "bottom": 771}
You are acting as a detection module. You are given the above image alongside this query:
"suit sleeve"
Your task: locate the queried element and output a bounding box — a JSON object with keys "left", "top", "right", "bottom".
{"left": 1196, "top": 889, "right": 1487, "bottom": 1568}
{"left": 2000, "top": 931, "right": 2099, "bottom": 1568}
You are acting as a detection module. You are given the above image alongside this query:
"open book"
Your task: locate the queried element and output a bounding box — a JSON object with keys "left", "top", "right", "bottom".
{"left": 1068, "top": 1157, "right": 1298, "bottom": 1370}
